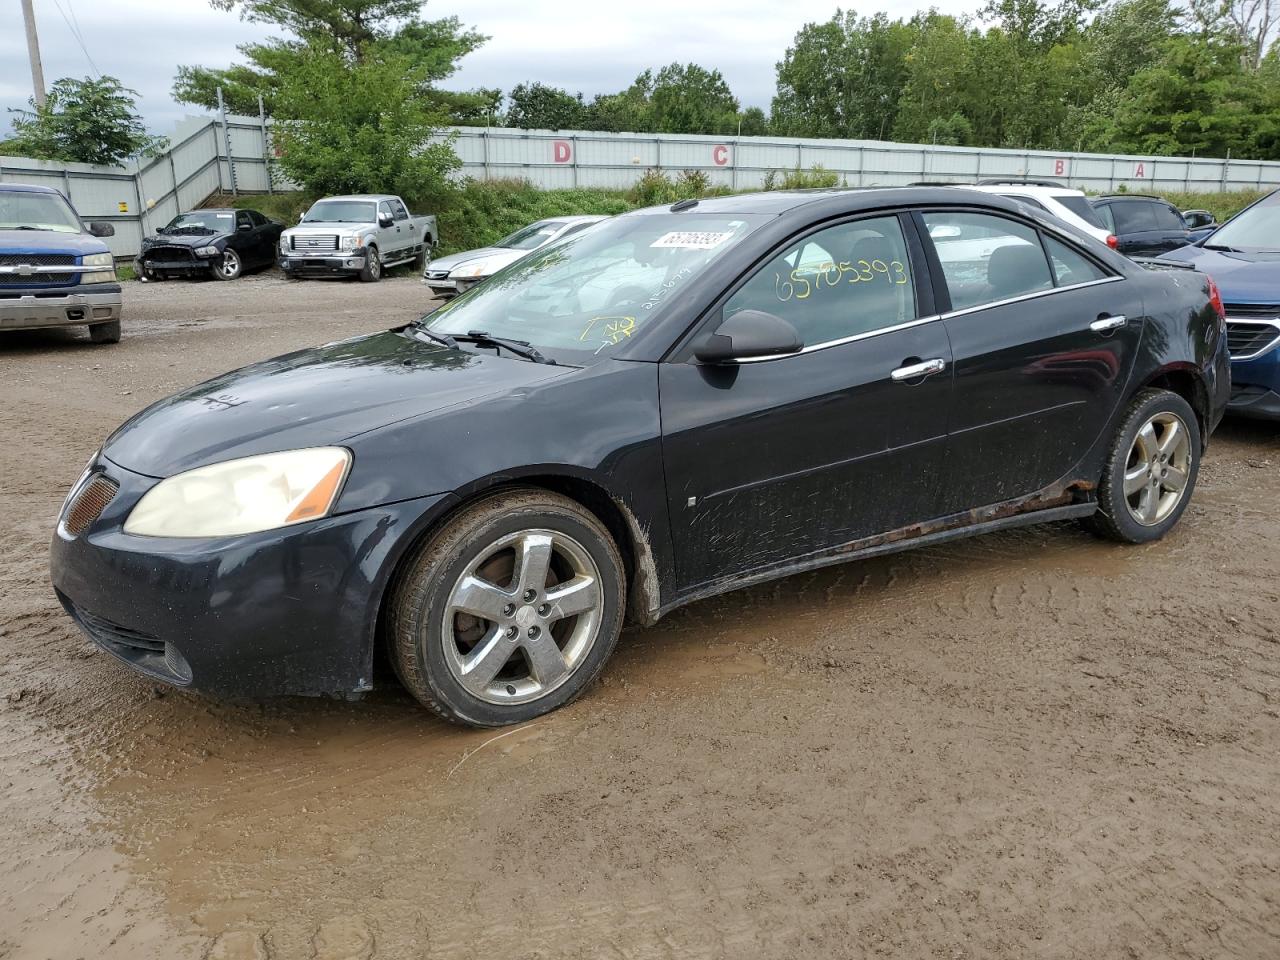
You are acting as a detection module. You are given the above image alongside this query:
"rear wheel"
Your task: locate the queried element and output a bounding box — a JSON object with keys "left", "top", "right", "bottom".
{"left": 89, "top": 320, "right": 121, "bottom": 344}
{"left": 388, "top": 489, "right": 626, "bottom": 727}
{"left": 359, "top": 246, "right": 381, "bottom": 282}
{"left": 1088, "top": 388, "right": 1200, "bottom": 543}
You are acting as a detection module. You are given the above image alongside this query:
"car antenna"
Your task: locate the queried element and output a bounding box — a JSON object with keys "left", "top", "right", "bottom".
{"left": 670, "top": 198, "right": 699, "bottom": 212}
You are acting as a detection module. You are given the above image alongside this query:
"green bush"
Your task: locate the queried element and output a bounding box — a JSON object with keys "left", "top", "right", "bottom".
{"left": 1155, "top": 190, "right": 1267, "bottom": 224}
{"left": 763, "top": 165, "right": 841, "bottom": 191}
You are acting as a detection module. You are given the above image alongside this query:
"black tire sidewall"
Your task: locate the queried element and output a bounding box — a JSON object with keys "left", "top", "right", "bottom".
{"left": 406, "top": 504, "right": 625, "bottom": 726}
{"left": 360, "top": 247, "right": 381, "bottom": 282}
{"left": 213, "top": 250, "right": 241, "bottom": 281}
{"left": 1099, "top": 390, "right": 1201, "bottom": 543}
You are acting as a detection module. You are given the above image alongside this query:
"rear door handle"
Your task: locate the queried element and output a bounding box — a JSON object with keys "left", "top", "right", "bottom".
{"left": 1090, "top": 314, "right": 1127, "bottom": 333}
{"left": 891, "top": 358, "right": 947, "bottom": 382}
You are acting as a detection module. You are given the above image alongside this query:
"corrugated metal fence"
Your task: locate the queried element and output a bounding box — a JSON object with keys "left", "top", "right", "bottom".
{"left": 0, "top": 113, "right": 275, "bottom": 259}
{"left": 451, "top": 127, "right": 1280, "bottom": 195}
{"left": 4, "top": 115, "right": 1279, "bottom": 258}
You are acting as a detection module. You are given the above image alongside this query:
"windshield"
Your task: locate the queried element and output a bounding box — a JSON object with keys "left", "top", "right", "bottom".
{"left": 422, "top": 213, "right": 768, "bottom": 363}
{"left": 497, "top": 221, "right": 566, "bottom": 250}
{"left": 304, "top": 200, "right": 376, "bottom": 223}
{"left": 165, "top": 211, "right": 234, "bottom": 234}
{"left": 1206, "top": 191, "right": 1280, "bottom": 250}
{"left": 1054, "top": 195, "right": 1108, "bottom": 230}
{"left": 0, "top": 190, "right": 82, "bottom": 233}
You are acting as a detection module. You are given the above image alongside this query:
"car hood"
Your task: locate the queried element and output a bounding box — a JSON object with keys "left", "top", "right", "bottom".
{"left": 0, "top": 229, "right": 107, "bottom": 256}
{"left": 143, "top": 231, "right": 229, "bottom": 248}
{"left": 429, "top": 247, "right": 524, "bottom": 273}
{"left": 102, "top": 329, "right": 569, "bottom": 477}
{"left": 1160, "top": 245, "right": 1280, "bottom": 302}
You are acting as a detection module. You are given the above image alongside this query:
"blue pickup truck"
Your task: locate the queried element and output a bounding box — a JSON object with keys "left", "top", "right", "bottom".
{"left": 0, "top": 183, "right": 122, "bottom": 344}
{"left": 1161, "top": 189, "right": 1280, "bottom": 420}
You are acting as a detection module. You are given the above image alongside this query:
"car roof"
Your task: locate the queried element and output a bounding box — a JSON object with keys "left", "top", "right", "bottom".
{"left": 628, "top": 186, "right": 1040, "bottom": 218}
{"left": 968, "top": 184, "right": 1086, "bottom": 199}
{"left": 317, "top": 194, "right": 398, "bottom": 202}
{"left": 0, "top": 182, "right": 61, "bottom": 194}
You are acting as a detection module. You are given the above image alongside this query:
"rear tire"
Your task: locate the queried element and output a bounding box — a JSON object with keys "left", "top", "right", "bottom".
{"left": 1087, "top": 388, "right": 1200, "bottom": 543}
{"left": 388, "top": 488, "right": 626, "bottom": 727}
{"left": 89, "top": 320, "right": 121, "bottom": 344}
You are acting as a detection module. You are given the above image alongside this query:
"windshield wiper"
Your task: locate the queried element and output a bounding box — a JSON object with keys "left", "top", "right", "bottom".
{"left": 455, "top": 330, "right": 554, "bottom": 364}
{"left": 406, "top": 325, "right": 457, "bottom": 349}
{"left": 1202, "top": 243, "right": 1241, "bottom": 252}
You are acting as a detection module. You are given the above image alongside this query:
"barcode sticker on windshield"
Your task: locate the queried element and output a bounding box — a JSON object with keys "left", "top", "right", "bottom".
{"left": 651, "top": 231, "right": 733, "bottom": 250}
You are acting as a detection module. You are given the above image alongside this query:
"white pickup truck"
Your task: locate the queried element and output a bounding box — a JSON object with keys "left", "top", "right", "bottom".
{"left": 278, "top": 194, "right": 436, "bottom": 282}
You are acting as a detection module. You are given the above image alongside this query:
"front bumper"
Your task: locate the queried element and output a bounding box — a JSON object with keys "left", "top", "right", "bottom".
{"left": 136, "top": 254, "right": 218, "bottom": 278}
{"left": 50, "top": 455, "right": 454, "bottom": 697}
{"left": 1228, "top": 342, "right": 1280, "bottom": 421}
{"left": 280, "top": 253, "right": 366, "bottom": 277}
{"left": 0, "top": 284, "right": 121, "bottom": 331}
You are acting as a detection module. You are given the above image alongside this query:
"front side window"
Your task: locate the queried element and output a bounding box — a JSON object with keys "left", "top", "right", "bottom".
{"left": 423, "top": 213, "right": 767, "bottom": 362}
{"left": 722, "top": 216, "right": 917, "bottom": 347}
{"left": 236, "top": 211, "right": 252, "bottom": 231}
{"left": 922, "top": 212, "right": 1053, "bottom": 310}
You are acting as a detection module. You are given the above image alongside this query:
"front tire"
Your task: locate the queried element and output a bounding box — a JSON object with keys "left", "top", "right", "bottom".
{"left": 1088, "top": 388, "right": 1200, "bottom": 543}
{"left": 212, "top": 248, "right": 242, "bottom": 281}
{"left": 388, "top": 489, "right": 626, "bottom": 727}
{"left": 89, "top": 320, "right": 121, "bottom": 344}
{"left": 359, "top": 246, "right": 381, "bottom": 282}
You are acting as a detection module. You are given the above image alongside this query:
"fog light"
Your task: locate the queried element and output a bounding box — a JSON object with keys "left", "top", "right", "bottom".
{"left": 91, "top": 306, "right": 113, "bottom": 319}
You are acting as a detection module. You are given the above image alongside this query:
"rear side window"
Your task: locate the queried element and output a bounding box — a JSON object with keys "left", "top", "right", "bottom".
{"left": 1044, "top": 236, "right": 1108, "bottom": 286}
{"left": 390, "top": 199, "right": 409, "bottom": 221}
{"left": 248, "top": 210, "right": 266, "bottom": 226}
{"left": 1113, "top": 201, "right": 1158, "bottom": 234}
{"left": 1152, "top": 203, "right": 1185, "bottom": 231}
{"left": 724, "top": 215, "right": 917, "bottom": 347}
{"left": 236, "top": 211, "right": 252, "bottom": 230}
{"left": 922, "top": 212, "right": 1053, "bottom": 310}
{"left": 1055, "top": 195, "right": 1107, "bottom": 229}
{"left": 1094, "top": 203, "right": 1116, "bottom": 233}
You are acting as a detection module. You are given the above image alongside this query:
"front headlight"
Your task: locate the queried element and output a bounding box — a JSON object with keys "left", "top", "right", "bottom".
{"left": 82, "top": 251, "right": 116, "bottom": 284}
{"left": 279, "top": 236, "right": 290, "bottom": 253}
{"left": 123, "top": 447, "right": 351, "bottom": 538}
{"left": 452, "top": 261, "right": 494, "bottom": 279}
{"left": 341, "top": 234, "right": 364, "bottom": 252}
{"left": 194, "top": 245, "right": 221, "bottom": 257}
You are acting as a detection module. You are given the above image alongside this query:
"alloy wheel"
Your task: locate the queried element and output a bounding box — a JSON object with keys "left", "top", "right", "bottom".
{"left": 367, "top": 249, "right": 381, "bottom": 279}
{"left": 441, "top": 529, "right": 603, "bottom": 706}
{"left": 219, "top": 249, "right": 241, "bottom": 279}
{"left": 1122, "top": 411, "right": 1192, "bottom": 526}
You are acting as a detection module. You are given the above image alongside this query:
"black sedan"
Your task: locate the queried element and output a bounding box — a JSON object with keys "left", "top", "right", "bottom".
{"left": 135, "top": 208, "right": 283, "bottom": 281}
{"left": 53, "top": 189, "right": 1229, "bottom": 727}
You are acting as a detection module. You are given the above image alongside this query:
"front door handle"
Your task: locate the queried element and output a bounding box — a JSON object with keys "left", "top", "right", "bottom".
{"left": 1090, "top": 314, "right": 1127, "bottom": 333}
{"left": 891, "top": 358, "right": 947, "bottom": 382}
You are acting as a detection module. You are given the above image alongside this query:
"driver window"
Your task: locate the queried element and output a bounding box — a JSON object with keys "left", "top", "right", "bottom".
{"left": 724, "top": 216, "right": 917, "bottom": 347}
{"left": 236, "top": 211, "right": 252, "bottom": 231}
{"left": 378, "top": 201, "right": 394, "bottom": 222}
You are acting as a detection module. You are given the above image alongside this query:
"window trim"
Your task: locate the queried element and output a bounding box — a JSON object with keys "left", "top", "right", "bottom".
{"left": 673, "top": 209, "right": 930, "bottom": 364}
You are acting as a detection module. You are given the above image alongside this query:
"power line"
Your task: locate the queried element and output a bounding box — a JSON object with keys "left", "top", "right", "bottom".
{"left": 50, "top": 0, "right": 101, "bottom": 78}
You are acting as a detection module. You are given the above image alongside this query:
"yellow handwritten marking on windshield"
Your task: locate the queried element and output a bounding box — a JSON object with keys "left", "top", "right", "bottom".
{"left": 773, "top": 260, "right": 909, "bottom": 303}
{"left": 581, "top": 315, "right": 637, "bottom": 343}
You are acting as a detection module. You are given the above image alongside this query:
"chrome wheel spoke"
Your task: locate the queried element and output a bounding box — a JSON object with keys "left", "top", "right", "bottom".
{"left": 544, "top": 575, "right": 599, "bottom": 622}
{"left": 522, "top": 634, "right": 569, "bottom": 687}
{"left": 513, "top": 533, "right": 554, "bottom": 594}
{"left": 1135, "top": 421, "right": 1158, "bottom": 461}
{"left": 450, "top": 574, "right": 512, "bottom": 621}
{"left": 457, "top": 626, "right": 513, "bottom": 695}
{"left": 1163, "top": 465, "right": 1188, "bottom": 492}
{"left": 1122, "top": 410, "right": 1192, "bottom": 527}
{"left": 1123, "top": 463, "right": 1149, "bottom": 496}
{"left": 1137, "top": 485, "right": 1159, "bottom": 523}
{"left": 1157, "top": 419, "right": 1184, "bottom": 458}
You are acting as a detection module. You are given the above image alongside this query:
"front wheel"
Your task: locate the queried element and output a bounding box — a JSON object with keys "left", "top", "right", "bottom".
{"left": 1088, "top": 388, "right": 1200, "bottom": 543}
{"left": 359, "top": 246, "right": 381, "bottom": 282}
{"left": 388, "top": 489, "right": 626, "bottom": 727}
{"left": 212, "top": 248, "right": 242, "bottom": 281}
{"left": 89, "top": 320, "right": 121, "bottom": 344}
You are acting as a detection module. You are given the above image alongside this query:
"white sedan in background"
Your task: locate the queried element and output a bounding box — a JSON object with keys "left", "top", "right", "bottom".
{"left": 423, "top": 216, "right": 608, "bottom": 298}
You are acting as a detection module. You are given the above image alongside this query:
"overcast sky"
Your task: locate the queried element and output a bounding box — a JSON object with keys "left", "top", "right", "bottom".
{"left": 1, "top": 0, "right": 969, "bottom": 137}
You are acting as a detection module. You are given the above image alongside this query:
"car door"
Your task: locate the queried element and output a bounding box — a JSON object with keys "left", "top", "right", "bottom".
{"left": 376, "top": 200, "right": 400, "bottom": 255}
{"left": 389, "top": 198, "right": 417, "bottom": 257}
{"left": 658, "top": 212, "right": 954, "bottom": 591}
{"left": 1151, "top": 201, "right": 1192, "bottom": 253}
{"left": 232, "top": 210, "right": 259, "bottom": 264}
{"left": 918, "top": 210, "right": 1144, "bottom": 514}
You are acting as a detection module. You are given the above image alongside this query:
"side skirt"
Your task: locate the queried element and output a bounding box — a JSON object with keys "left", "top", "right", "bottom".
{"left": 655, "top": 501, "right": 1097, "bottom": 620}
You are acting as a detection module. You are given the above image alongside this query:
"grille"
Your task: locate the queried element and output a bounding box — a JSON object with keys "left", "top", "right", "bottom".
{"left": 141, "top": 245, "right": 196, "bottom": 262}
{"left": 292, "top": 235, "right": 338, "bottom": 251}
{"left": 1224, "top": 303, "right": 1280, "bottom": 320}
{"left": 0, "top": 252, "right": 76, "bottom": 284}
{"left": 1225, "top": 321, "right": 1280, "bottom": 359}
{"left": 75, "top": 607, "right": 165, "bottom": 655}
{"left": 426, "top": 269, "right": 450, "bottom": 280}
{"left": 62, "top": 474, "right": 118, "bottom": 536}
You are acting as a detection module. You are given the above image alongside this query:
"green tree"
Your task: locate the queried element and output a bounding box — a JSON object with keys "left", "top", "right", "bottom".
{"left": 892, "top": 14, "right": 975, "bottom": 143}
{"left": 505, "top": 82, "right": 587, "bottom": 129}
{"left": 7, "top": 76, "right": 166, "bottom": 165}
{"left": 270, "top": 45, "right": 461, "bottom": 196}
{"left": 736, "top": 106, "right": 771, "bottom": 136}
{"left": 584, "top": 72, "right": 655, "bottom": 132}
{"left": 648, "top": 63, "right": 740, "bottom": 134}
{"left": 174, "top": 0, "right": 486, "bottom": 122}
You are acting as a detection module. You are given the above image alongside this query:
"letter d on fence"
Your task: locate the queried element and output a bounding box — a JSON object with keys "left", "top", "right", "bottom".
{"left": 554, "top": 140, "right": 572, "bottom": 164}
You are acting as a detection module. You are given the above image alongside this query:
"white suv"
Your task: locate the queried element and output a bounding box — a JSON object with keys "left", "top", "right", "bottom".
{"left": 963, "top": 180, "right": 1116, "bottom": 247}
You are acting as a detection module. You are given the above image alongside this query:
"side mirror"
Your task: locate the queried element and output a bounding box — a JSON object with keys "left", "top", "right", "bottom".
{"left": 378, "top": 214, "right": 394, "bottom": 228}
{"left": 87, "top": 221, "right": 115, "bottom": 238}
{"left": 298, "top": 212, "right": 305, "bottom": 223}
{"left": 694, "top": 310, "right": 803, "bottom": 364}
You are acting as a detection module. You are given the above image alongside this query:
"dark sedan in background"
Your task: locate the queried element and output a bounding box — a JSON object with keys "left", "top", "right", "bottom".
{"left": 1091, "top": 195, "right": 1192, "bottom": 257}
{"left": 135, "top": 208, "right": 283, "bottom": 281}
{"left": 53, "top": 188, "right": 1228, "bottom": 728}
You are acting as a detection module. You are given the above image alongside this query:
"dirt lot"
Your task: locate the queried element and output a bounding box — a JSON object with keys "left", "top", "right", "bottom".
{"left": 1, "top": 272, "right": 1278, "bottom": 960}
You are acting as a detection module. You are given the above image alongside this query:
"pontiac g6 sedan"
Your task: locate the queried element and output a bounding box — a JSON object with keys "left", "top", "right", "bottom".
{"left": 51, "top": 189, "right": 1230, "bottom": 727}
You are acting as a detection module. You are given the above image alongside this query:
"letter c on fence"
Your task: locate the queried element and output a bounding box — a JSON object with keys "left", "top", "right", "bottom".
{"left": 554, "top": 140, "right": 572, "bottom": 164}
{"left": 1054, "top": 159, "right": 1065, "bottom": 176}
{"left": 713, "top": 145, "right": 729, "bottom": 166}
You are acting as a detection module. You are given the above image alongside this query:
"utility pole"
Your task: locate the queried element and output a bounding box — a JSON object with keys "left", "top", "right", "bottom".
{"left": 21, "top": 0, "right": 47, "bottom": 108}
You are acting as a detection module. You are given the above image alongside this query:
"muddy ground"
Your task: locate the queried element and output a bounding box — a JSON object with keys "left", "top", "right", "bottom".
{"left": 1, "top": 272, "right": 1278, "bottom": 960}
